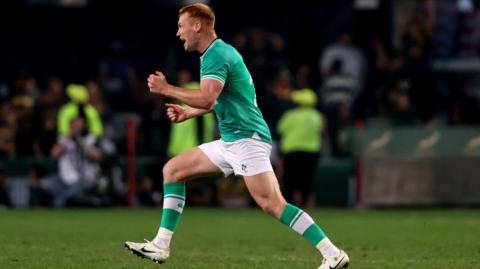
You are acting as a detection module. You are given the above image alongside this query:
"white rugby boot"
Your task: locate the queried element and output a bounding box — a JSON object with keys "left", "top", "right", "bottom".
{"left": 318, "top": 249, "right": 349, "bottom": 269}
{"left": 125, "top": 240, "right": 170, "bottom": 264}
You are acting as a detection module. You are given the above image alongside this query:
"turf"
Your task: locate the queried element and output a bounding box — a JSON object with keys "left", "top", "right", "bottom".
{"left": 0, "top": 208, "right": 479, "bottom": 269}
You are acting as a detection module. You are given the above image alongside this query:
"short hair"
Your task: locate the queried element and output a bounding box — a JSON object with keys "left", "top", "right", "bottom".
{"left": 179, "top": 3, "right": 215, "bottom": 28}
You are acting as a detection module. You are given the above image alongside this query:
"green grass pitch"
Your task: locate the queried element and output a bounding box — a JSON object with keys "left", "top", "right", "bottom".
{"left": 0, "top": 208, "right": 479, "bottom": 268}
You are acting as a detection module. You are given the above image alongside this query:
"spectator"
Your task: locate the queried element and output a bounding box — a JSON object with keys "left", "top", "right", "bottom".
{"left": 277, "top": 88, "right": 325, "bottom": 208}
{"left": 319, "top": 60, "right": 356, "bottom": 107}
{"left": 50, "top": 116, "right": 103, "bottom": 207}
{"left": 400, "top": 11, "right": 433, "bottom": 123}
{"left": 319, "top": 59, "right": 355, "bottom": 157}
{"left": 319, "top": 31, "right": 367, "bottom": 101}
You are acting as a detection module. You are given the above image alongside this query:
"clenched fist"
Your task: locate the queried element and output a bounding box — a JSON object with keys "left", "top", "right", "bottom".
{"left": 147, "top": 71, "right": 169, "bottom": 95}
{"left": 165, "top": 103, "right": 189, "bottom": 123}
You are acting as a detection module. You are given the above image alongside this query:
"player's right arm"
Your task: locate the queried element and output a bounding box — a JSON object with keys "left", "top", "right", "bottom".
{"left": 165, "top": 103, "right": 212, "bottom": 123}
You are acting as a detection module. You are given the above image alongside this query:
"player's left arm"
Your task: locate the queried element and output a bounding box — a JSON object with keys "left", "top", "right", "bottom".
{"left": 148, "top": 71, "right": 223, "bottom": 110}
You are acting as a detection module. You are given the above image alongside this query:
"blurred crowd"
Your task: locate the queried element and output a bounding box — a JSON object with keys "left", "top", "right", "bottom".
{"left": 1, "top": 0, "right": 479, "bottom": 208}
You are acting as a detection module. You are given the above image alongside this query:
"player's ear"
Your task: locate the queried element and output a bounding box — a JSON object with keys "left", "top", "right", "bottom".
{"left": 193, "top": 21, "right": 201, "bottom": 33}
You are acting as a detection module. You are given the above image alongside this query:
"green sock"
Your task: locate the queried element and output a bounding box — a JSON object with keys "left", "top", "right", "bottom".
{"left": 280, "top": 203, "right": 326, "bottom": 246}
{"left": 160, "top": 182, "right": 186, "bottom": 232}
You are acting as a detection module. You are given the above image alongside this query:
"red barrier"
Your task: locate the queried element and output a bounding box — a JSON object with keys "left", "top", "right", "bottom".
{"left": 127, "top": 119, "right": 137, "bottom": 207}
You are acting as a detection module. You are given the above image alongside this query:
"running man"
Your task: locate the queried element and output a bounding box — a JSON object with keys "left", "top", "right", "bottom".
{"left": 125, "top": 3, "right": 349, "bottom": 269}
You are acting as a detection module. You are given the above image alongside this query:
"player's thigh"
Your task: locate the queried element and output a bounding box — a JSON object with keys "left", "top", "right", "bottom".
{"left": 243, "top": 171, "right": 286, "bottom": 217}
{"left": 163, "top": 147, "right": 222, "bottom": 182}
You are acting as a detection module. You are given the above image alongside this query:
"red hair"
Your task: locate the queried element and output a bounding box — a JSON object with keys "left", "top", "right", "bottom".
{"left": 179, "top": 3, "right": 215, "bottom": 28}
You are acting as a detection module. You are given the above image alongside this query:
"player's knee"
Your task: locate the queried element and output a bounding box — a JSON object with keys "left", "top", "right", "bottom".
{"left": 261, "top": 202, "right": 276, "bottom": 216}
{"left": 259, "top": 199, "right": 286, "bottom": 218}
{"left": 162, "top": 161, "right": 181, "bottom": 183}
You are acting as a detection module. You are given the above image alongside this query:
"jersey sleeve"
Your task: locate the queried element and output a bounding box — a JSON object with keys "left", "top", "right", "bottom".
{"left": 201, "top": 52, "right": 228, "bottom": 85}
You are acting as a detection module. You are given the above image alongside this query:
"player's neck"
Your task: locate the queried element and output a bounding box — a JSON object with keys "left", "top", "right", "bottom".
{"left": 198, "top": 33, "right": 218, "bottom": 54}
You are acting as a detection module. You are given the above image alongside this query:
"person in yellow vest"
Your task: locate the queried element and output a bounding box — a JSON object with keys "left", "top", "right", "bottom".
{"left": 52, "top": 84, "right": 105, "bottom": 207}
{"left": 57, "top": 84, "right": 103, "bottom": 138}
{"left": 277, "top": 88, "right": 326, "bottom": 208}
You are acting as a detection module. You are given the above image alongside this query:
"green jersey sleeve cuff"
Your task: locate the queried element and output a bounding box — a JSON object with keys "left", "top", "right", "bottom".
{"left": 201, "top": 75, "right": 226, "bottom": 85}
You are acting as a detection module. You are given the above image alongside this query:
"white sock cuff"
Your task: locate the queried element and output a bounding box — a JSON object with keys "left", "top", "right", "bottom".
{"left": 157, "top": 227, "right": 173, "bottom": 237}
{"left": 316, "top": 237, "right": 333, "bottom": 252}
{"left": 316, "top": 237, "right": 340, "bottom": 258}
{"left": 154, "top": 228, "right": 174, "bottom": 249}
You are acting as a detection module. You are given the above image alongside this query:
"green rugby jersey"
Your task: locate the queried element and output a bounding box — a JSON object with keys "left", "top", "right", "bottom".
{"left": 200, "top": 39, "right": 272, "bottom": 144}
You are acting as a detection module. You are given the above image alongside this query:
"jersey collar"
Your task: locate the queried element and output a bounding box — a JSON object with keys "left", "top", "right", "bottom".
{"left": 200, "top": 38, "right": 220, "bottom": 58}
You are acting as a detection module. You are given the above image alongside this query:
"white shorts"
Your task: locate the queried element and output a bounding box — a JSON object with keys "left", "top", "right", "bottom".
{"left": 198, "top": 138, "right": 274, "bottom": 176}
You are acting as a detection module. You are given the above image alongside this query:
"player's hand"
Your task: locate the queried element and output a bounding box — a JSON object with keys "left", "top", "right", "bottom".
{"left": 147, "top": 71, "right": 169, "bottom": 95}
{"left": 165, "top": 103, "right": 188, "bottom": 123}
